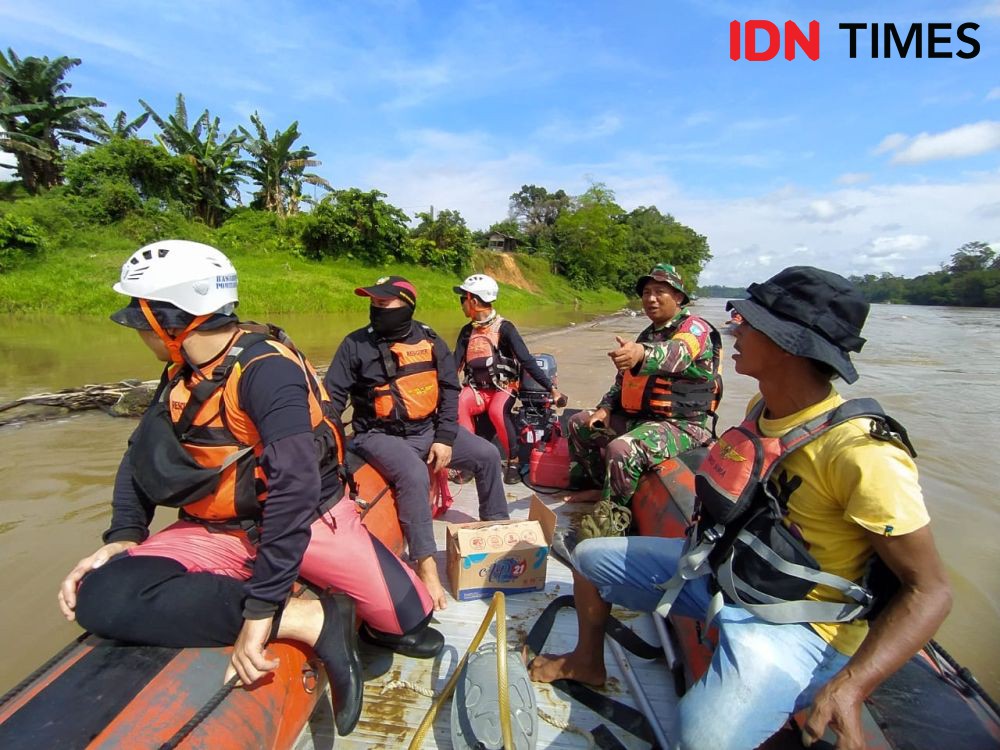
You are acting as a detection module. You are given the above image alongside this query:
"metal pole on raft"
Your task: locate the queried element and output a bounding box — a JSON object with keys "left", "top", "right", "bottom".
{"left": 606, "top": 636, "right": 671, "bottom": 749}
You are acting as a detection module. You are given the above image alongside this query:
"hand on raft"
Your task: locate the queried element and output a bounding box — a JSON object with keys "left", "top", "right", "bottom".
{"left": 225, "top": 616, "right": 280, "bottom": 687}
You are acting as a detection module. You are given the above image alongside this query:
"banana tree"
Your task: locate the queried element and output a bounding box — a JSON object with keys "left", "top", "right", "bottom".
{"left": 240, "top": 113, "right": 329, "bottom": 216}
{"left": 92, "top": 110, "right": 151, "bottom": 141}
{"left": 0, "top": 48, "right": 104, "bottom": 193}
{"left": 140, "top": 94, "right": 246, "bottom": 227}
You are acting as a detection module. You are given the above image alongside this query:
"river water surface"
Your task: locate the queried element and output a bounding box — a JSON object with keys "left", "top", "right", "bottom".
{"left": 0, "top": 300, "right": 997, "bottom": 698}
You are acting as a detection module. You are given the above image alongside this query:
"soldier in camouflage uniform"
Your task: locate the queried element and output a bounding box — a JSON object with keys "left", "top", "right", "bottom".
{"left": 570, "top": 264, "right": 722, "bottom": 538}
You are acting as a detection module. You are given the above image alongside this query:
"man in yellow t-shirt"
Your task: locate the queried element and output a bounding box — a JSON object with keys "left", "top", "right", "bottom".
{"left": 528, "top": 266, "right": 952, "bottom": 750}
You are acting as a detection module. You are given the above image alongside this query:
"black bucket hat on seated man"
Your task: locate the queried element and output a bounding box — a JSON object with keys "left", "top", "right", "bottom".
{"left": 726, "top": 266, "right": 869, "bottom": 383}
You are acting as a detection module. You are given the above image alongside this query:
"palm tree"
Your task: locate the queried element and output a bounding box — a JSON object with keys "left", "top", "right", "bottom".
{"left": 240, "top": 113, "right": 329, "bottom": 216}
{"left": 0, "top": 48, "right": 104, "bottom": 193}
{"left": 140, "top": 94, "right": 246, "bottom": 227}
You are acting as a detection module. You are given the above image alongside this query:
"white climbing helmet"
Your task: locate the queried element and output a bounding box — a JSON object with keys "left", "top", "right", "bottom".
{"left": 113, "top": 240, "right": 239, "bottom": 315}
{"left": 454, "top": 274, "right": 499, "bottom": 304}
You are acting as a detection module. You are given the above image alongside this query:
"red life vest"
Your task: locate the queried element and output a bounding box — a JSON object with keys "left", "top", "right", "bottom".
{"left": 620, "top": 319, "right": 723, "bottom": 422}
{"left": 129, "top": 326, "right": 346, "bottom": 524}
{"left": 461, "top": 316, "right": 519, "bottom": 389}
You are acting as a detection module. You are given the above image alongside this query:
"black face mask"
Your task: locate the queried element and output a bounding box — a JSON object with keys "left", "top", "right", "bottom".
{"left": 369, "top": 304, "right": 414, "bottom": 340}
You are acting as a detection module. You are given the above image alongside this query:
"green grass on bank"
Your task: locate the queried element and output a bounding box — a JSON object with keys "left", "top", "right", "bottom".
{"left": 0, "top": 208, "right": 624, "bottom": 316}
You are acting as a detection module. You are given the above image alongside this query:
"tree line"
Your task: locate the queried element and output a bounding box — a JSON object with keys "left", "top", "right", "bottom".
{"left": 850, "top": 242, "right": 1000, "bottom": 308}
{"left": 0, "top": 48, "right": 711, "bottom": 292}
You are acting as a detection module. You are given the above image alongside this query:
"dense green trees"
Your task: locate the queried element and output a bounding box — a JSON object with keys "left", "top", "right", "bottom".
{"left": 299, "top": 188, "right": 409, "bottom": 263}
{"left": 0, "top": 49, "right": 104, "bottom": 193}
{"left": 851, "top": 242, "right": 1000, "bottom": 308}
{"left": 409, "top": 209, "right": 474, "bottom": 274}
{"left": 63, "top": 137, "right": 186, "bottom": 221}
{"left": 508, "top": 184, "right": 569, "bottom": 256}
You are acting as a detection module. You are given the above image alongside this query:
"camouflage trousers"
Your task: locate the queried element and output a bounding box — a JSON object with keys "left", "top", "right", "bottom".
{"left": 568, "top": 409, "right": 710, "bottom": 538}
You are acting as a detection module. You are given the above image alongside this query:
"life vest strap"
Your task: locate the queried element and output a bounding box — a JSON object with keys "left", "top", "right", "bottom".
{"left": 653, "top": 527, "right": 718, "bottom": 619}
{"left": 715, "top": 553, "right": 869, "bottom": 624}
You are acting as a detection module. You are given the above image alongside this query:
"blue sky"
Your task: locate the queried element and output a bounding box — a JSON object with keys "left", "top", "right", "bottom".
{"left": 2, "top": 0, "right": 998, "bottom": 286}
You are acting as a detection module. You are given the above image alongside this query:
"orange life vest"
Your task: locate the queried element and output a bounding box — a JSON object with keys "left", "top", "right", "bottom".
{"left": 130, "top": 326, "right": 345, "bottom": 523}
{"left": 461, "top": 316, "right": 519, "bottom": 389}
{"left": 370, "top": 330, "right": 440, "bottom": 422}
{"left": 620, "top": 322, "right": 723, "bottom": 422}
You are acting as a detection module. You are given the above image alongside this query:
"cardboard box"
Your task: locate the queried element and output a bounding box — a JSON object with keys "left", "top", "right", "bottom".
{"left": 446, "top": 494, "right": 557, "bottom": 601}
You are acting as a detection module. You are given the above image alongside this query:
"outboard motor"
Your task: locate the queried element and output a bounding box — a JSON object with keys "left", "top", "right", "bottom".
{"left": 516, "top": 354, "right": 578, "bottom": 489}
{"left": 515, "top": 353, "right": 560, "bottom": 459}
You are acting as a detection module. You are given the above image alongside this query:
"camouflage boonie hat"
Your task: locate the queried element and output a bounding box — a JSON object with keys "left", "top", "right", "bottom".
{"left": 635, "top": 263, "right": 689, "bottom": 304}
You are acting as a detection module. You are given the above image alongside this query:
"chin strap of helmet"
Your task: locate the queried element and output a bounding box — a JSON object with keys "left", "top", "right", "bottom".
{"left": 468, "top": 295, "right": 496, "bottom": 326}
{"left": 139, "top": 298, "right": 211, "bottom": 365}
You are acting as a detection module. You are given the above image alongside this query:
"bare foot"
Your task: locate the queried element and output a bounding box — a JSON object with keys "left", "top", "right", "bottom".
{"left": 526, "top": 649, "right": 606, "bottom": 686}
{"left": 416, "top": 556, "right": 448, "bottom": 611}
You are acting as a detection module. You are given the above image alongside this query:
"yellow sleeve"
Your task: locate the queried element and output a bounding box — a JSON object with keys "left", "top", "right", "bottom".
{"left": 823, "top": 422, "right": 929, "bottom": 537}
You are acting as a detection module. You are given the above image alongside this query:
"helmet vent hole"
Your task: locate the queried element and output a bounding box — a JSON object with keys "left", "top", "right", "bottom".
{"left": 157, "top": 247, "right": 170, "bottom": 258}
{"left": 142, "top": 249, "right": 153, "bottom": 260}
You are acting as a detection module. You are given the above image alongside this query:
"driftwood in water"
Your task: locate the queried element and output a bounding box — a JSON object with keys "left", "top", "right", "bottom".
{"left": 0, "top": 365, "right": 333, "bottom": 427}
{"left": 0, "top": 380, "right": 159, "bottom": 426}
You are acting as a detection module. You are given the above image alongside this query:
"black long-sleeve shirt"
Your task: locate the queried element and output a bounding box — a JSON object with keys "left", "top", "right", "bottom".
{"left": 454, "top": 318, "right": 554, "bottom": 391}
{"left": 324, "top": 321, "right": 461, "bottom": 445}
{"left": 105, "top": 347, "right": 325, "bottom": 619}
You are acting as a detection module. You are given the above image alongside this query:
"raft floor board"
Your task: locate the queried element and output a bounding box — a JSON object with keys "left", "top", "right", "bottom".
{"left": 294, "top": 482, "right": 678, "bottom": 749}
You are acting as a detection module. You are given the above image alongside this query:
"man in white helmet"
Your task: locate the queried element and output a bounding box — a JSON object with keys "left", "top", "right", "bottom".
{"left": 57, "top": 240, "right": 442, "bottom": 737}
{"left": 453, "top": 273, "right": 564, "bottom": 484}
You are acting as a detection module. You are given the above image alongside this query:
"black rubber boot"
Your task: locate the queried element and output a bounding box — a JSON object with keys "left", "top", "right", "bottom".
{"left": 503, "top": 460, "right": 522, "bottom": 485}
{"left": 359, "top": 623, "right": 445, "bottom": 659}
{"left": 314, "top": 594, "right": 363, "bottom": 735}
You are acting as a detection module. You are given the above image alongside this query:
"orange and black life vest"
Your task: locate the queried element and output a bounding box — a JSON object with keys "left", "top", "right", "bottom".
{"left": 129, "top": 325, "right": 346, "bottom": 524}
{"left": 461, "top": 316, "right": 519, "bottom": 389}
{"left": 620, "top": 321, "right": 723, "bottom": 424}
{"left": 368, "top": 326, "right": 440, "bottom": 423}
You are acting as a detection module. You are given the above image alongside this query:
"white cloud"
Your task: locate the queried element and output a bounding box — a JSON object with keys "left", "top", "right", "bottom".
{"left": 876, "top": 121, "right": 1000, "bottom": 164}
{"left": 681, "top": 174, "right": 1000, "bottom": 285}
{"left": 874, "top": 133, "right": 908, "bottom": 155}
{"left": 795, "top": 200, "right": 864, "bottom": 223}
{"left": 987, "top": 88, "right": 1000, "bottom": 101}
{"left": 836, "top": 172, "right": 870, "bottom": 186}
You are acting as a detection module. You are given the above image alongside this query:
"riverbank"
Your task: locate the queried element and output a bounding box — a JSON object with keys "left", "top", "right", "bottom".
{"left": 0, "top": 301, "right": 997, "bottom": 700}
{"left": 0, "top": 240, "right": 624, "bottom": 315}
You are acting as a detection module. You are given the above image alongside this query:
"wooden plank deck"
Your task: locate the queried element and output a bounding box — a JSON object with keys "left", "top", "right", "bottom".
{"left": 294, "top": 480, "right": 677, "bottom": 749}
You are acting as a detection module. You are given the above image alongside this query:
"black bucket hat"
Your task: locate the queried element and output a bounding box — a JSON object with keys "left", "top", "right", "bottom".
{"left": 726, "top": 266, "right": 869, "bottom": 383}
{"left": 111, "top": 298, "right": 238, "bottom": 331}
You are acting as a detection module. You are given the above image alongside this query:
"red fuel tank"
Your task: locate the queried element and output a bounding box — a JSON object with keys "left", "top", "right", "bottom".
{"left": 528, "top": 430, "right": 572, "bottom": 489}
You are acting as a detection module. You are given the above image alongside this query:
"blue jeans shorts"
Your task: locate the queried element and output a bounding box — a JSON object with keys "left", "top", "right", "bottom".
{"left": 574, "top": 536, "right": 851, "bottom": 750}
